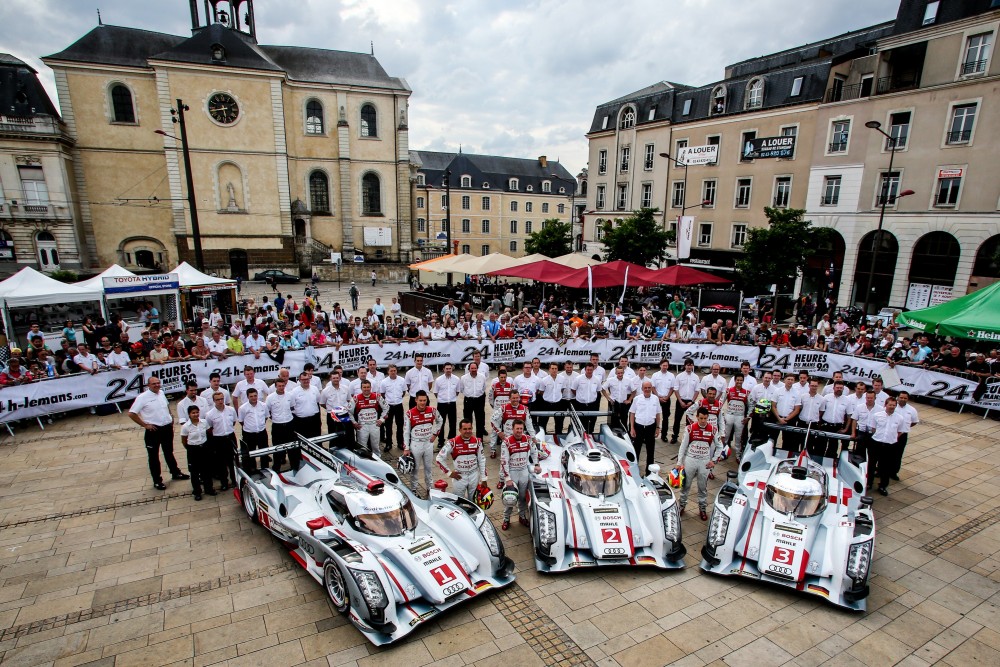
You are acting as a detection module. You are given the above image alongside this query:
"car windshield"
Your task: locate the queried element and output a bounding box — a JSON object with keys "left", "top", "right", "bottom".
{"left": 567, "top": 470, "right": 622, "bottom": 497}
{"left": 765, "top": 461, "right": 827, "bottom": 517}
{"left": 353, "top": 500, "right": 417, "bottom": 536}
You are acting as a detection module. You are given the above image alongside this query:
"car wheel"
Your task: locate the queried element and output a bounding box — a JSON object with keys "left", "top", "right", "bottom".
{"left": 241, "top": 480, "right": 258, "bottom": 523}
{"left": 324, "top": 560, "right": 350, "bottom": 613}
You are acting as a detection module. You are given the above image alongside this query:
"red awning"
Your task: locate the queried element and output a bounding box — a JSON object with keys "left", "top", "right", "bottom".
{"left": 644, "top": 264, "right": 732, "bottom": 286}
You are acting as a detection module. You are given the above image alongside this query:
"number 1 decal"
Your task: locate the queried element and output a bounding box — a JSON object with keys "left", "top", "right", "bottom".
{"left": 430, "top": 564, "right": 456, "bottom": 585}
{"left": 602, "top": 528, "right": 622, "bottom": 543}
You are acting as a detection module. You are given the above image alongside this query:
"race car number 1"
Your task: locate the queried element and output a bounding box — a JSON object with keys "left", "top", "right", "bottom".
{"left": 772, "top": 546, "right": 793, "bottom": 564}
{"left": 430, "top": 564, "right": 456, "bottom": 585}
{"left": 602, "top": 528, "right": 622, "bottom": 543}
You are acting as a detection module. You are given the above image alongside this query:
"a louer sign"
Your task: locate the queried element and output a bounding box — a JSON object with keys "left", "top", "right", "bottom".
{"left": 742, "top": 136, "right": 796, "bottom": 159}
{"left": 678, "top": 144, "right": 719, "bottom": 165}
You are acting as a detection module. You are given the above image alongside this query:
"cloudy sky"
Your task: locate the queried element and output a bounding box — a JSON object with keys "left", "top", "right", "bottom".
{"left": 2, "top": 0, "right": 900, "bottom": 172}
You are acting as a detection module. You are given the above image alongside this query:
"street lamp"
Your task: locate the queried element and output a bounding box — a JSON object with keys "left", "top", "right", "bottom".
{"left": 861, "top": 120, "right": 915, "bottom": 319}
{"left": 659, "top": 152, "right": 711, "bottom": 266}
{"left": 443, "top": 169, "right": 453, "bottom": 286}
{"left": 155, "top": 98, "right": 204, "bottom": 271}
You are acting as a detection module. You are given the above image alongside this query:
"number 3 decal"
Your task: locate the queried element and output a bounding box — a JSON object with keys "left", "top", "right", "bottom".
{"left": 602, "top": 528, "right": 622, "bottom": 543}
{"left": 430, "top": 564, "right": 456, "bottom": 585}
{"left": 772, "top": 546, "right": 793, "bottom": 564}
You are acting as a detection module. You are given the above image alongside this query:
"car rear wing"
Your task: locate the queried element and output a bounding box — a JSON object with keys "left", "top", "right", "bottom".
{"left": 241, "top": 432, "right": 348, "bottom": 469}
{"left": 531, "top": 405, "right": 612, "bottom": 439}
{"left": 762, "top": 422, "right": 855, "bottom": 440}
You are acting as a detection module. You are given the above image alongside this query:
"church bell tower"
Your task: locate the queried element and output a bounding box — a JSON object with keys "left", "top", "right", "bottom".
{"left": 189, "top": 0, "right": 256, "bottom": 40}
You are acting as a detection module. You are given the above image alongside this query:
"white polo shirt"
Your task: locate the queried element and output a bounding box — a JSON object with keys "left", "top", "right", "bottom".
{"left": 129, "top": 389, "right": 173, "bottom": 426}
{"left": 460, "top": 372, "right": 488, "bottom": 399}
{"left": 773, "top": 386, "right": 801, "bottom": 419}
{"left": 537, "top": 374, "right": 562, "bottom": 403}
{"left": 650, "top": 370, "right": 675, "bottom": 400}
{"left": 629, "top": 393, "right": 662, "bottom": 426}
{"left": 177, "top": 394, "right": 211, "bottom": 425}
{"left": 379, "top": 376, "right": 408, "bottom": 405}
{"left": 821, "top": 392, "right": 851, "bottom": 425}
{"left": 238, "top": 401, "right": 269, "bottom": 433}
{"left": 673, "top": 371, "right": 701, "bottom": 401}
{"left": 404, "top": 366, "right": 434, "bottom": 394}
{"left": 868, "top": 409, "right": 904, "bottom": 444}
{"left": 572, "top": 374, "right": 602, "bottom": 404}
{"left": 180, "top": 420, "right": 209, "bottom": 446}
{"left": 603, "top": 374, "right": 633, "bottom": 402}
{"left": 288, "top": 384, "right": 321, "bottom": 417}
{"left": 233, "top": 378, "right": 271, "bottom": 404}
{"left": 798, "top": 392, "right": 824, "bottom": 423}
{"left": 200, "top": 386, "right": 232, "bottom": 406}
{"left": 205, "top": 405, "right": 237, "bottom": 436}
{"left": 265, "top": 391, "right": 294, "bottom": 424}
{"left": 434, "top": 373, "right": 462, "bottom": 403}
{"left": 700, "top": 374, "right": 727, "bottom": 396}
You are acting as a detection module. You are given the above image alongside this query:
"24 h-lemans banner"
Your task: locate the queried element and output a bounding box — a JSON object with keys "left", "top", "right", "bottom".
{"left": 0, "top": 341, "right": 996, "bottom": 424}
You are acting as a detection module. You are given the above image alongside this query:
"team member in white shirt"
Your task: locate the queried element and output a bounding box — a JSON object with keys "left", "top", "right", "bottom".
{"left": 650, "top": 359, "right": 675, "bottom": 443}
{"left": 557, "top": 361, "right": 579, "bottom": 434}
{"left": 433, "top": 363, "right": 462, "bottom": 448}
{"left": 200, "top": 373, "right": 232, "bottom": 406}
{"left": 771, "top": 374, "right": 802, "bottom": 451}
{"left": 699, "top": 364, "right": 727, "bottom": 398}
{"left": 366, "top": 358, "right": 385, "bottom": 389}
{"left": 404, "top": 354, "right": 434, "bottom": 408}
{"left": 671, "top": 359, "right": 700, "bottom": 443}
{"left": 588, "top": 353, "right": 606, "bottom": 387}
{"left": 237, "top": 387, "right": 270, "bottom": 471}
{"left": 180, "top": 404, "right": 212, "bottom": 500}
{"left": 572, "top": 363, "right": 603, "bottom": 433}
{"left": 796, "top": 378, "right": 825, "bottom": 461}
{"left": 513, "top": 361, "right": 539, "bottom": 409}
{"left": 871, "top": 378, "right": 891, "bottom": 409}
{"left": 727, "top": 361, "right": 757, "bottom": 391}
{"left": 232, "top": 366, "right": 270, "bottom": 410}
{"left": 790, "top": 370, "right": 811, "bottom": 400}
{"left": 850, "top": 390, "right": 878, "bottom": 463}
{"left": 266, "top": 377, "right": 297, "bottom": 470}
{"left": 380, "top": 365, "right": 409, "bottom": 450}
{"left": 819, "top": 379, "right": 852, "bottom": 458}
{"left": 822, "top": 371, "right": 846, "bottom": 395}
{"left": 470, "top": 350, "right": 490, "bottom": 378}
{"left": 866, "top": 397, "right": 904, "bottom": 496}
{"left": 177, "top": 380, "right": 211, "bottom": 425}
{"left": 460, "top": 362, "right": 489, "bottom": 440}
{"left": 319, "top": 368, "right": 352, "bottom": 439}
{"left": 602, "top": 366, "right": 634, "bottom": 431}
{"left": 535, "top": 363, "right": 563, "bottom": 434}
{"left": 629, "top": 381, "right": 662, "bottom": 474}
{"left": 205, "top": 391, "right": 238, "bottom": 490}
{"left": 747, "top": 373, "right": 773, "bottom": 406}
{"left": 288, "top": 371, "right": 322, "bottom": 438}
{"left": 129, "top": 377, "right": 187, "bottom": 490}
{"left": 888, "top": 391, "right": 919, "bottom": 484}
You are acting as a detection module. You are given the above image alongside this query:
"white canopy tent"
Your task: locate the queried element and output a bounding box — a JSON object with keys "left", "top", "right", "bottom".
{"left": 551, "top": 253, "right": 602, "bottom": 269}
{"left": 0, "top": 267, "right": 107, "bottom": 347}
{"left": 171, "top": 262, "right": 237, "bottom": 288}
{"left": 170, "top": 262, "right": 238, "bottom": 324}
{"left": 447, "top": 252, "right": 523, "bottom": 275}
{"left": 509, "top": 253, "right": 551, "bottom": 268}
{"left": 74, "top": 264, "right": 137, "bottom": 296}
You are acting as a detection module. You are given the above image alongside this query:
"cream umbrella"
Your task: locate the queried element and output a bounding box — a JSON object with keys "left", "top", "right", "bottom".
{"left": 551, "top": 253, "right": 602, "bottom": 269}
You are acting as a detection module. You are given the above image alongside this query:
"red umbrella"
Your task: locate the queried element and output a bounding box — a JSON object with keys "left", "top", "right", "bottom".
{"left": 556, "top": 261, "right": 660, "bottom": 288}
{"left": 645, "top": 264, "right": 731, "bottom": 286}
{"left": 488, "top": 260, "right": 580, "bottom": 283}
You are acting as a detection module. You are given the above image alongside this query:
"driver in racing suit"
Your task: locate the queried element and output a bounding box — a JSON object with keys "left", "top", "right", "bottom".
{"left": 677, "top": 406, "right": 720, "bottom": 520}
{"left": 491, "top": 388, "right": 532, "bottom": 485}
{"left": 403, "top": 390, "right": 442, "bottom": 495}
{"left": 436, "top": 419, "right": 486, "bottom": 500}
{"left": 500, "top": 419, "right": 541, "bottom": 530}
{"left": 721, "top": 375, "right": 750, "bottom": 458}
{"left": 348, "top": 380, "right": 387, "bottom": 457}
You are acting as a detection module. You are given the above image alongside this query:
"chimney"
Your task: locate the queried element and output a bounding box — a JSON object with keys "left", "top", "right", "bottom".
{"left": 538, "top": 156, "right": 548, "bottom": 168}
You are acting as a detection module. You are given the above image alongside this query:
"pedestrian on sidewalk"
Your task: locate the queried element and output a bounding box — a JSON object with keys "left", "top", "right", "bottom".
{"left": 349, "top": 282, "right": 360, "bottom": 311}
{"left": 370, "top": 269, "right": 377, "bottom": 287}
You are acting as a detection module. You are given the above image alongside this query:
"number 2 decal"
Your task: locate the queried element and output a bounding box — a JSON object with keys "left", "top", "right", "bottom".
{"left": 772, "top": 546, "right": 793, "bottom": 564}
{"left": 430, "top": 564, "right": 456, "bottom": 585}
{"left": 601, "top": 528, "right": 622, "bottom": 543}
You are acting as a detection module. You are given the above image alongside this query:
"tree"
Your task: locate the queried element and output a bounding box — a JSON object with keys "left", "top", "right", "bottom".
{"left": 600, "top": 208, "right": 672, "bottom": 267}
{"left": 735, "top": 207, "right": 831, "bottom": 295}
{"left": 524, "top": 218, "right": 572, "bottom": 257}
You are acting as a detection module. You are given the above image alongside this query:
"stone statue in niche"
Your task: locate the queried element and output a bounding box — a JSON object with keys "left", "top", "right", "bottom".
{"left": 226, "top": 182, "right": 240, "bottom": 211}
{"left": 339, "top": 105, "right": 346, "bottom": 122}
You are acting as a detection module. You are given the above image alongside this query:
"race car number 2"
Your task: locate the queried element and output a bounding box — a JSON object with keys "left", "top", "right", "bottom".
{"left": 601, "top": 528, "right": 622, "bottom": 543}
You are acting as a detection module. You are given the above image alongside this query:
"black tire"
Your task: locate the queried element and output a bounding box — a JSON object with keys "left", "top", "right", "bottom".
{"left": 323, "top": 560, "right": 350, "bottom": 613}
{"left": 241, "top": 480, "right": 258, "bottom": 523}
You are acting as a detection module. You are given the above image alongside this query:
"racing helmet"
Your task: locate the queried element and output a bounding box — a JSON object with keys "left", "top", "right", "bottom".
{"left": 519, "top": 390, "right": 532, "bottom": 406}
{"left": 501, "top": 486, "right": 518, "bottom": 509}
{"left": 433, "top": 479, "right": 449, "bottom": 492}
{"left": 717, "top": 444, "right": 731, "bottom": 461}
{"left": 396, "top": 453, "right": 415, "bottom": 474}
{"left": 752, "top": 398, "right": 773, "bottom": 416}
{"left": 668, "top": 466, "right": 685, "bottom": 489}
{"left": 474, "top": 482, "right": 494, "bottom": 510}
{"left": 330, "top": 405, "right": 351, "bottom": 423}
{"left": 535, "top": 438, "right": 551, "bottom": 460}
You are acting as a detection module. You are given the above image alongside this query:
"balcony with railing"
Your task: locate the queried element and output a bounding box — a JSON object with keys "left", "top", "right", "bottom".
{"left": 961, "top": 59, "right": 988, "bottom": 75}
{"left": 826, "top": 82, "right": 866, "bottom": 103}
{"left": 0, "top": 115, "right": 60, "bottom": 135}
{"left": 876, "top": 72, "right": 920, "bottom": 95}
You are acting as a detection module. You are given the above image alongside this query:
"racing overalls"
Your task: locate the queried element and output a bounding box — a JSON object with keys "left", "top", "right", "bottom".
{"left": 677, "top": 422, "right": 720, "bottom": 511}
{"left": 349, "top": 391, "right": 387, "bottom": 457}
{"left": 436, "top": 435, "right": 486, "bottom": 500}
{"left": 403, "top": 405, "right": 442, "bottom": 492}
{"left": 491, "top": 401, "right": 531, "bottom": 474}
{"left": 682, "top": 397, "right": 722, "bottom": 431}
{"left": 488, "top": 380, "right": 513, "bottom": 429}
{"left": 501, "top": 433, "right": 536, "bottom": 522}
{"left": 721, "top": 386, "right": 749, "bottom": 457}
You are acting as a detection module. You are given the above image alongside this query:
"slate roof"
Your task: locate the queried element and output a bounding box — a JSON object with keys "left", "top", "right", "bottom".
{"left": 0, "top": 53, "right": 60, "bottom": 118}
{"left": 411, "top": 150, "right": 576, "bottom": 193}
{"left": 44, "top": 24, "right": 408, "bottom": 91}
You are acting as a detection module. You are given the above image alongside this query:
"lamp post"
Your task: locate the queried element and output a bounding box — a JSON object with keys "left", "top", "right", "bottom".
{"left": 861, "top": 120, "right": 915, "bottom": 319}
{"left": 659, "top": 152, "right": 711, "bottom": 266}
{"left": 443, "top": 169, "right": 453, "bottom": 286}
{"left": 155, "top": 99, "right": 204, "bottom": 271}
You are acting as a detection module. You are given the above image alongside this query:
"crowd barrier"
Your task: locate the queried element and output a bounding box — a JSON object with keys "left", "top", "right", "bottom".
{"left": 1, "top": 340, "right": 996, "bottom": 424}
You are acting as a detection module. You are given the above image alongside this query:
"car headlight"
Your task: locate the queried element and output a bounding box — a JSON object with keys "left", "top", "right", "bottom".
{"left": 661, "top": 504, "right": 680, "bottom": 543}
{"left": 349, "top": 569, "right": 388, "bottom": 614}
{"left": 846, "top": 540, "right": 873, "bottom": 582}
{"left": 707, "top": 510, "right": 730, "bottom": 548}
{"left": 536, "top": 507, "right": 557, "bottom": 547}
{"left": 479, "top": 518, "right": 503, "bottom": 558}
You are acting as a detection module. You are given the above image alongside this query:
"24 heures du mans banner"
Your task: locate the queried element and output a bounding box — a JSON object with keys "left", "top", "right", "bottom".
{"left": 0, "top": 340, "right": 995, "bottom": 424}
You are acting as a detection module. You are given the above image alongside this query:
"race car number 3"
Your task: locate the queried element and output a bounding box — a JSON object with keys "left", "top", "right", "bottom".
{"left": 772, "top": 546, "right": 793, "bottom": 564}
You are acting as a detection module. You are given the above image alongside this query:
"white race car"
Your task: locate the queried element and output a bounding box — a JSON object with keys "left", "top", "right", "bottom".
{"left": 700, "top": 426, "right": 874, "bottom": 610}
{"left": 527, "top": 408, "right": 686, "bottom": 572}
{"left": 235, "top": 434, "right": 515, "bottom": 645}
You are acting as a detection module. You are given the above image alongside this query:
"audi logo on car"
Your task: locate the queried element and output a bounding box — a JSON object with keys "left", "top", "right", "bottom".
{"left": 603, "top": 547, "right": 627, "bottom": 556}
{"left": 767, "top": 565, "right": 793, "bottom": 576}
{"left": 442, "top": 582, "right": 465, "bottom": 596}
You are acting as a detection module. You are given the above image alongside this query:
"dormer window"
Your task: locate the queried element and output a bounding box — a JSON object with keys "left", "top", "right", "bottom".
{"left": 482, "top": 182, "right": 490, "bottom": 189}
{"left": 558, "top": 187, "right": 566, "bottom": 194}
{"left": 745, "top": 78, "right": 764, "bottom": 109}
{"left": 711, "top": 85, "right": 727, "bottom": 115}
{"left": 211, "top": 43, "right": 226, "bottom": 63}
{"left": 619, "top": 106, "right": 636, "bottom": 129}
{"left": 416, "top": 173, "right": 425, "bottom": 186}
{"left": 526, "top": 185, "right": 534, "bottom": 192}
{"left": 509, "top": 178, "right": 519, "bottom": 191}
{"left": 542, "top": 180, "right": 551, "bottom": 193}
{"left": 460, "top": 175, "right": 472, "bottom": 187}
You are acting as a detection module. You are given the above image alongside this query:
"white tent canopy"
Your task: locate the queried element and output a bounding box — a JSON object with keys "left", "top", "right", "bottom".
{"left": 509, "top": 253, "right": 551, "bottom": 268}
{"left": 0, "top": 266, "right": 104, "bottom": 308}
{"left": 448, "top": 252, "right": 523, "bottom": 274}
{"left": 74, "top": 264, "right": 137, "bottom": 296}
{"left": 171, "top": 262, "right": 237, "bottom": 288}
{"left": 414, "top": 253, "right": 476, "bottom": 274}
{"left": 551, "top": 253, "right": 602, "bottom": 269}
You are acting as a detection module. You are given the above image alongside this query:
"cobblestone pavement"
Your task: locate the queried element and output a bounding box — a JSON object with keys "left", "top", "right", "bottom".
{"left": 1, "top": 384, "right": 999, "bottom": 665}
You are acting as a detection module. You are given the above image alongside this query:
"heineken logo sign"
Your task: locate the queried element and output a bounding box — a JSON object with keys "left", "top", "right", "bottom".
{"left": 968, "top": 329, "right": 1000, "bottom": 342}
